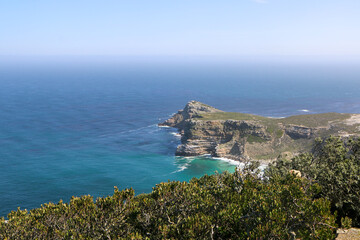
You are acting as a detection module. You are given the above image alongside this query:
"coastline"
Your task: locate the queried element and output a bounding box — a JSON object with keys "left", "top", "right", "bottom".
{"left": 159, "top": 101, "right": 360, "bottom": 163}
{"left": 159, "top": 116, "right": 275, "bottom": 165}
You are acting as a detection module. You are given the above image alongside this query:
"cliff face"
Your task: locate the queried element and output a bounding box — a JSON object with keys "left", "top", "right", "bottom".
{"left": 159, "top": 100, "right": 223, "bottom": 129}
{"left": 160, "top": 101, "right": 360, "bottom": 162}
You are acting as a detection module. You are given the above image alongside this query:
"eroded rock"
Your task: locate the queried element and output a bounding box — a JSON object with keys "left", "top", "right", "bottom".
{"left": 159, "top": 101, "right": 360, "bottom": 162}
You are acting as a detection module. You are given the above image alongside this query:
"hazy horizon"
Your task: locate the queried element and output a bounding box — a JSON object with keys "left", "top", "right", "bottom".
{"left": 1, "top": 0, "right": 360, "bottom": 57}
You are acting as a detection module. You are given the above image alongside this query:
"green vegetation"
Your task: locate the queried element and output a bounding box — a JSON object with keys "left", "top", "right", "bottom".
{"left": 276, "top": 129, "right": 284, "bottom": 138}
{"left": 199, "top": 112, "right": 268, "bottom": 121}
{"left": 266, "top": 124, "right": 276, "bottom": 134}
{"left": 2, "top": 132, "right": 360, "bottom": 238}
{"left": 200, "top": 112, "right": 352, "bottom": 128}
{"left": 266, "top": 136, "right": 360, "bottom": 228}
{"left": 247, "top": 135, "right": 267, "bottom": 143}
{"left": 278, "top": 112, "right": 351, "bottom": 128}
{"left": 0, "top": 165, "right": 336, "bottom": 239}
{"left": 266, "top": 125, "right": 284, "bottom": 139}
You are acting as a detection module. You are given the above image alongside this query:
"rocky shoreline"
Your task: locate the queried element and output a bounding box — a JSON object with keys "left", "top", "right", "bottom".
{"left": 159, "top": 101, "right": 360, "bottom": 162}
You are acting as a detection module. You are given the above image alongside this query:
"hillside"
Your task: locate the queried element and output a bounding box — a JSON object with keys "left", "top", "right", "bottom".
{"left": 160, "top": 101, "right": 360, "bottom": 162}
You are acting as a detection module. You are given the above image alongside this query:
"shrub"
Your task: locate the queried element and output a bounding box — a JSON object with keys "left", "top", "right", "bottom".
{"left": 0, "top": 166, "right": 336, "bottom": 239}
{"left": 341, "top": 217, "right": 352, "bottom": 229}
{"left": 266, "top": 136, "right": 360, "bottom": 227}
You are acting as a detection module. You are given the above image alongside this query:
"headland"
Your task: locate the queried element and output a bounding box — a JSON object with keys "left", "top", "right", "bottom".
{"left": 160, "top": 101, "right": 360, "bottom": 163}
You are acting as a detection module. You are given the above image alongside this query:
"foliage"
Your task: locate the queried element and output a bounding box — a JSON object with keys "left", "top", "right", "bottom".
{"left": 266, "top": 136, "right": 360, "bottom": 227}
{"left": 0, "top": 166, "right": 337, "bottom": 239}
{"left": 247, "top": 134, "right": 267, "bottom": 143}
{"left": 341, "top": 217, "right": 353, "bottom": 229}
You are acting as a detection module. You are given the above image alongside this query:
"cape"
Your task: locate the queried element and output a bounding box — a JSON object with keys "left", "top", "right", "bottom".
{"left": 159, "top": 101, "right": 360, "bottom": 162}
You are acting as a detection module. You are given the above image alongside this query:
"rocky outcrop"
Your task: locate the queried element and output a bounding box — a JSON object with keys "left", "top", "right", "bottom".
{"left": 159, "top": 100, "right": 223, "bottom": 129}
{"left": 285, "top": 125, "right": 314, "bottom": 139}
{"left": 160, "top": 101, "right": 360, "bottom": 162}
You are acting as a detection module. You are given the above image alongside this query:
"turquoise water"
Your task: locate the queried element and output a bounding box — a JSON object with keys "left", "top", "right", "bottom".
{"left": 1, "top": 57, "right": 360, "bottom": 216}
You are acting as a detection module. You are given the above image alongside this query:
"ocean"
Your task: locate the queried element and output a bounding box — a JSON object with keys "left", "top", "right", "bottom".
{"left": 1, "top": 56, "right": 360, "bottom": 217}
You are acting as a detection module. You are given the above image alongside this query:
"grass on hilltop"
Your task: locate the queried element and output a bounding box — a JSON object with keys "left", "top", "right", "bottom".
{"left": 199, "top": 112, "right": 352, "bottom": 128}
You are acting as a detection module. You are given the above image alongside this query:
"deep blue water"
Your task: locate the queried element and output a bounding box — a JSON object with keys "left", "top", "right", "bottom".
{"left": 1, "top": 57, "right": 360, "bottom": 217}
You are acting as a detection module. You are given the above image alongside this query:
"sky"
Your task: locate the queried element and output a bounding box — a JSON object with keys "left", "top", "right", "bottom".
{"left": 1, "top": 0, "right": 360, "bottom": 56}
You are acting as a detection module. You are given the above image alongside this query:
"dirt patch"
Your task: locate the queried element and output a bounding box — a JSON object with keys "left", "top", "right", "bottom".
{"left": 345, "top": 114, "right": 360, "bottom": 125}
{"left": 336, "top": 228, "right": 360, "bottom": 240}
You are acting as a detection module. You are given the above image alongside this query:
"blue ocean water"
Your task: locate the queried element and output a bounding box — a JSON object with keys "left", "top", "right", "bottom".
{"left": 1, "top": 57, "right": 360, "bottom": 217}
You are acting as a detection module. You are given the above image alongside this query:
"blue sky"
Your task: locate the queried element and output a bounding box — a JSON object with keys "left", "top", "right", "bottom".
{"left": 1, "top": 0, "right": 360, "bottom": 56}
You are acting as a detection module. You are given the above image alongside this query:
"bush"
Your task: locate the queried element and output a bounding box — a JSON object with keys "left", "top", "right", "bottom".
{"left": 341, "top": 217, "right": 352, "bottom": 229}
{"left": 266, "top": 136, "right": 360, "bottom": 227}
{"left": 0, "top": 166, "right": 336, "bottom": 239}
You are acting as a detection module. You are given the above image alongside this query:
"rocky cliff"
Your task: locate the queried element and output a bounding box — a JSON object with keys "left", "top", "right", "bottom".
{"left": 160, "top": 101, "right": 360, "bottom": 162}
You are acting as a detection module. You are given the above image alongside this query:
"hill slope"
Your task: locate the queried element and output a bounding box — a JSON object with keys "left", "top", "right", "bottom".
{"left": 160, "top": 101, "right": 360, "bottom": 162}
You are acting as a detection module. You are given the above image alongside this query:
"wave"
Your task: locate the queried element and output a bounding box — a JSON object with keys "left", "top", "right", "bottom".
{"left": 298, "top": 109, "right": 310, "bottom": 112}
{"left": 209, "top": 156, "right": 268, "bottom": 173}
{"left": 170, "top": 155, "right": 268, "bottom": 175}
{"left": 126, "top": 124, "right": 157, "bottom": 133}
{"left": 171, "top": 163, "right": 190, "bottom": 173}
{"left": 99, "top": 124, "right": 158, "bottom": 138}
{"left": 158, "top": 125, "right": 171, "bottom": 128}
{"left": 268, "top": 116, "right": 286, "bottom": 119}
{"left": 196, "top": 154, "right": 241, "bottom": 166}
{"left": 170, "top": 132, "right": 181, "bottom": 138}
{"left": 171, "top": 157, "right": 195, "bottom": 173}
{"left": 211, "top": 157, "right": 243, "bottom": 166}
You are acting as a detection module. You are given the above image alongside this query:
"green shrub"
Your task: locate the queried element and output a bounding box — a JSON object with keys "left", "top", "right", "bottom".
{"left": 341, "top": 217, "right": 352, "bottom": 229}
{"left": 0, "top": 166, "right": 336, "bottom": 239}
{"left": 276, "top": 129, "right": 284, "bottom": 138}
{"left": 247, "top": 135, "right": 267, "bottom": 143}
{"left": 266, "top": 136, "right": 360, "bottom": 227}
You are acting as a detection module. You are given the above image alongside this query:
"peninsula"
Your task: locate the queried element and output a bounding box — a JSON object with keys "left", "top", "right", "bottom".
{"left": 160, "top": 101, "right": 360, "bottom": 162}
